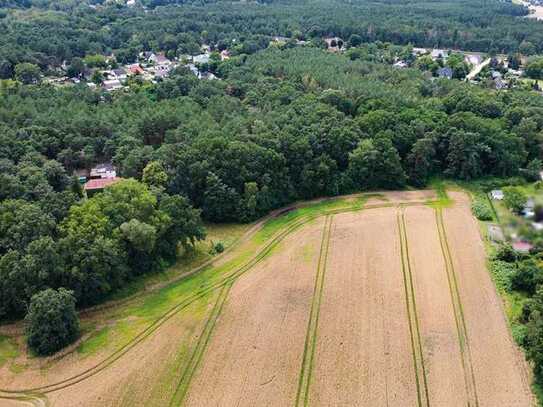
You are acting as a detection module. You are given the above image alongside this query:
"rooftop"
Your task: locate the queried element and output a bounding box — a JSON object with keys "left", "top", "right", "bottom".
{"left": 84, "top": 177, "right": 122, "bottom": 191}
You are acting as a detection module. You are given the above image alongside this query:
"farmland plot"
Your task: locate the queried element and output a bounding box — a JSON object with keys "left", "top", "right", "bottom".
{"left": 182, "top": 217, "right": 327, "bottom": 406}
{"left": 0, "top": 191, "right": 534, "bottom": 406}
{"left": 308, "top": 207, "right": 419, "bottom": 406}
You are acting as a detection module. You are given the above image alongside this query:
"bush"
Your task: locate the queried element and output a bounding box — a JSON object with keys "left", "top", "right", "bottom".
{"left": 511, "top": 259, "right": 543, "bottom": 295}
{"left": 489, "top": 260, "right": 515, "bottom": 292}
{"left": 471, "top": 198, "right": 493, "bottom": 221}
{"left": 25, "top": 288, "right": 80, "bottom": 356}
{"left": 493, "top": 243, "right": 517, "bottom": 262}
{"left": 214, "top": 242, "right": 225, "bottom": 253}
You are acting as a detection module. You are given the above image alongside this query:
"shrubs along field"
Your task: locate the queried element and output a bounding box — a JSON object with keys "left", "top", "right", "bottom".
{"left": 0, "top": 190, "right": 535, "bottom": 406}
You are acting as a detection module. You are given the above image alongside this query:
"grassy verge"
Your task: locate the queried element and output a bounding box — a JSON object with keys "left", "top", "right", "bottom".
{"left": 0, "top": 336, "right": 19, "bottom": 368}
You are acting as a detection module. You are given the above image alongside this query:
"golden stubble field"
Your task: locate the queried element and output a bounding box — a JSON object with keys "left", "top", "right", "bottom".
{"left": 0, "top": 190, "right": 535, "bottom": 406}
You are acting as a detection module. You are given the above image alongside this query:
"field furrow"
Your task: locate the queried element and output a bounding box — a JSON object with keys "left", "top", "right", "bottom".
{"left": 398, "top": 208, "right": 430, "bottom": 407}
{"left": 309, "top": 207, "right": 419, "bottom": 406}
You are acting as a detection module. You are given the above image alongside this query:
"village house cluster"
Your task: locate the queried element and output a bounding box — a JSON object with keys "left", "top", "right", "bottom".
{"left": 45, "top": 45, "right": 230, "bottom": 92}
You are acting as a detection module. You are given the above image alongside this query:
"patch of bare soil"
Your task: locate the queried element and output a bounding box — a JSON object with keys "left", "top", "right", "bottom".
{"left": 183, "top": 217, "right": 326, "bottom": 406}
{"left": 443, "top": 191, "right": 534, "bottom": 406}
{"left": 404, "top": 205, "right": 468, "bottom": 405}
{"left": 309, "top": 207, "right": 418, "bottom": 406}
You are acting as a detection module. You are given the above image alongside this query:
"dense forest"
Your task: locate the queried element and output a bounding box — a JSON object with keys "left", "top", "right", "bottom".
{"left": 0, "top": 0, "right": 542, "bottom": 79}
{"left": 2, "top": 46, "right": 543, "bottom": 322}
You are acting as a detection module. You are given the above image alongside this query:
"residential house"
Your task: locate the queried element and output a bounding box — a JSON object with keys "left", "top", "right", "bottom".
{"left": 102, "top": 79, "right": 123, "bottom": 91}
{"left": 512, "top": 240, "right": 533, "bottom": 253}
{"left": 90, "top": 163, "right": 117, "bottom": 179}
{"left": 437, "top": 67, "right": 453, "bottom": 79}
{"left": 84, "top": 177, "right": 122, "bottom": 196}
{"left": 199, "top": 71, "right": 217, "bottom": 80}
{"left": 112, "top": 68, "right": 128, "bottom": 81}
{"left": 412, "top": 47, "right": 427, "bottom": 56}
{"left": 149, "top": 53, "right": 171, "bottom": 66}
{"left": 193, "top": 53, "right": 210, "bottom": 64}
{"left": 127, "top": 64, "right": 144, "bottom": 75}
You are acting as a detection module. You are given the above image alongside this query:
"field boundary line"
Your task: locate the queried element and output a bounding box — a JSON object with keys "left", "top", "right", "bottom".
{"left": 168, "top": 281, "right": 233, "bottom": 407}
{"left": 295, "top": 215, "right": 333, "bottom": 407}
{"left": 435, "top": 208, "right": 479, "bottom": 407}
{"left": 398, "top": 207, "right": 430, "bottom": 407}
{"left": 0, "top": 199, "right": 437, "bottom": 399}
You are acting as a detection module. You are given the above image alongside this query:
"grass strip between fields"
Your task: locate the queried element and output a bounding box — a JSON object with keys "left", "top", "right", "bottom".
{"left": 168, "top": 281, "right": 233, "bottom": 406}
{"left": 435, "top": 208, "right": 480, "bottom": 407}
{"left": 398, "top": 208, "right": 430, "bottom": 407}
{"left": 295, "top": 215, "right": 333, "bottom": 407}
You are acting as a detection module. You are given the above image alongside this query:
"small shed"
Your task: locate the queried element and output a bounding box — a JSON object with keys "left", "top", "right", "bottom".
{"left": 487, "top": 224, "right": 505, "bottom": 242}
{"left": 490, "top": 190, "right": 504, "bottom": 200}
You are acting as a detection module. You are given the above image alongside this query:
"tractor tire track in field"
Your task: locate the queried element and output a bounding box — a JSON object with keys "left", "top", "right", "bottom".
{"left": 0, "top": 215, "right": 314, "bottom": 397}
{"left": 0, "top": 198, "right": 435, "bottom": 405}
{"left": 397, "top": 207, "right": 430, "bottom": 407}
{"left": 168, "top": 281, "right": 233, "bottom": 407}
{"left": 295, "top": 215, "right": 333, "bottom": 407}
{"left": 435, "top": 208, "right": 479, "bottom": 407}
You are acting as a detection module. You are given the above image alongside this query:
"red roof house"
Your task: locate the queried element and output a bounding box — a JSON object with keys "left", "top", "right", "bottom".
{"left": 84, "top": 177, "right": 122, "bottom": 194}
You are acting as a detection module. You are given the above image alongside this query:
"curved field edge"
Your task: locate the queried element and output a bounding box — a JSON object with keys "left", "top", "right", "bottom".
{"left": 0, "top": 191, "right": 438, "bottom": 403}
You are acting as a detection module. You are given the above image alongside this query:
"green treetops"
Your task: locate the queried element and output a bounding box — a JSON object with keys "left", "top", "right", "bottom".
{"left": 25, "top": 288, "right": 80, "bottom": 356}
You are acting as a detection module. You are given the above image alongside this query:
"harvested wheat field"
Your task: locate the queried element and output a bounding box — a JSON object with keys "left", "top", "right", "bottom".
{"left": 0, "top": 190, "right": 535, "bottom": 407}
{"left": 183, "top": 217, "right": 327, "bottom": 406}
{"left": 308, "top": 207, "right": 418, "bottom": 406}
{"left": 403, "top": 205, "right": 470, "bottom": 405}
